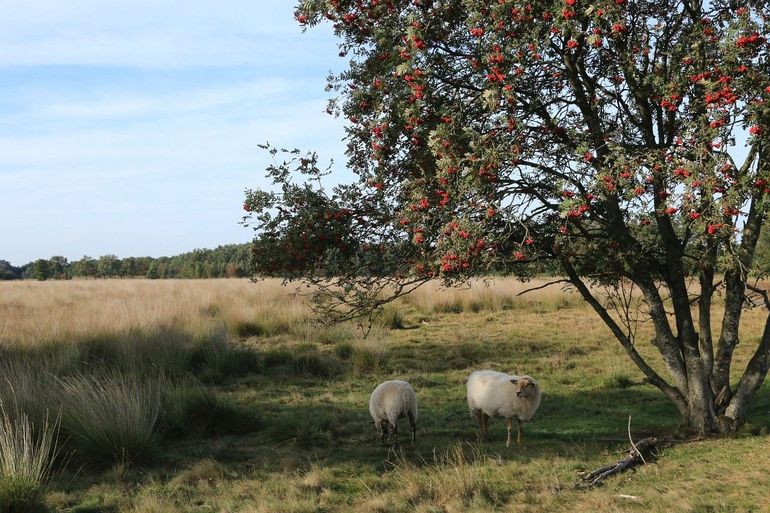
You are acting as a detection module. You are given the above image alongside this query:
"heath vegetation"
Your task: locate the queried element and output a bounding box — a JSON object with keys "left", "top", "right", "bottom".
{"left": 0, "top": 278, "right": 769, "bottom": 512}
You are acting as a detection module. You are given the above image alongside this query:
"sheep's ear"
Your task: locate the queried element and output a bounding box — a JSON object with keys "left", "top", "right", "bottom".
{"left": 510, "top": 378, "right": 518, "bottom": 384}
{"left": 529, "top": 379, "right": 537, "bottom": 386}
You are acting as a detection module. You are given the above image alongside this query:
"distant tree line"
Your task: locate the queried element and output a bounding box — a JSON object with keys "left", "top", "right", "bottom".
{"left": 0, "top": 244, "right": 252, "bottom": 281}
{"left": 6, "top": 232, "right": 770, "bottom": 282}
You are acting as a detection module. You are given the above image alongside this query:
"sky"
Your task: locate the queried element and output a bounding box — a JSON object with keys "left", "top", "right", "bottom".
{"left": 0, "top": 1, "right": 348, "bottom": 266}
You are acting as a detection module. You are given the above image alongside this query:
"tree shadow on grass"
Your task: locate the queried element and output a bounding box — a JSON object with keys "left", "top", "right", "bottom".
{"left": 46, "top": 379, "right": 770, "bottom": 508}
{"left": 162, "top": 384, "right": 684, "bottom": 473}
{"left": 45, "top": 381, "right": 739, "bottom": 513}
{"left": 416, "top": 385, "right": 682, "bottom": 464}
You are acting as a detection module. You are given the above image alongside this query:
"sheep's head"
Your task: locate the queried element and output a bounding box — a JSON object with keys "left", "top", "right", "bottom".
{"left": 378, "top": 419, "right": 391, "bottom": 441}
{"left": 510, "top": 377, "right": 538, "bottom": 398}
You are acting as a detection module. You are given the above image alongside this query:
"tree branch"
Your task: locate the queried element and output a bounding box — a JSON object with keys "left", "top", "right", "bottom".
{"left": 562, "top": 258, "right": 686, "bottom": 411}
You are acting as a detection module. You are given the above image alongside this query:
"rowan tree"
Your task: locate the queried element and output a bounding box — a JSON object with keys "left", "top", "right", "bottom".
{"left": 243, "top": 0, "right": 770, "bottom": 435}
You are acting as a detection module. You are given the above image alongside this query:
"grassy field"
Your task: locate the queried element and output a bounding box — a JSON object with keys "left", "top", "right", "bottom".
{"left": 1, "top": 278, "right": 770, "bottom": 513}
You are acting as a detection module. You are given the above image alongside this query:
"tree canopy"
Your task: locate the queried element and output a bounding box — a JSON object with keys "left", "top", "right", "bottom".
{"left": 244, "top": 0, "right": 770, "bottom": 435}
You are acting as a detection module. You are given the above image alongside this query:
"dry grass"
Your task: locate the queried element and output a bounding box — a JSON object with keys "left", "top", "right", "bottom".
{"left": 2, "top": 276, "right": 767, "bottom": 391}
{"left": 3, "top": 276, "right": 758, "bottom": 347}
{"left": 0, "top": 278, "right": 310, "bottom": 348}
{"left": 0, "top": 277, "right": 590, "bottom": 349}
{"left": 389, "top": 444, "right": 505, "bottom": 508}
{"left": 400, "top": 278, "right": 583, "bottom": 314}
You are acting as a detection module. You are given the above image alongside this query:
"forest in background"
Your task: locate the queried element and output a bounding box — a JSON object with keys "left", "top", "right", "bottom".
{"left": 7, "top": 225, "right": 770, "bottom": 281}
{"left": 0, "top": 243, "right": 251, "bottom": 280}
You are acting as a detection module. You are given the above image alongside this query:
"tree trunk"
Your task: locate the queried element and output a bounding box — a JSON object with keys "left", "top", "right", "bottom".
{"left": 723, "top": 312, "right": 770, "bottom": 426}
{"left": 682, "top": 352, "right": 719, "bottom": 435}
{"left": 712, "top": 270, "right": 745, "bottom": 404}
{"left": 698, "top": 246, "right": 717, "bottom": 386}
{"left": 562, "top": 255, "right": 770, "bottom": 436}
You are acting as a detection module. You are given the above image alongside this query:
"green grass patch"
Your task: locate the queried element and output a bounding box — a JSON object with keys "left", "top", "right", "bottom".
{"left": 161, "top": 384, "right": 262, "bottom": 438}
{"left": 229, "top": 318, "right": 292, "bottom": 338}
{"left": 333, "top": 341, "right": 355, "bottom": 360}
{"left": 603, "top": 372, "right": 636, "bottom": 389}
{"left": 0, "top": 476, "right": 49, "bottom": 513}
{"left": 291, "top": 350, "right": 344, "bottom": 378}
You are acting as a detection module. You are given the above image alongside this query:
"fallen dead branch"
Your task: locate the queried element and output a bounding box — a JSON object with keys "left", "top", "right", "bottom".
{"left": 576, "top": 436, "right": 658, "bottom": 487}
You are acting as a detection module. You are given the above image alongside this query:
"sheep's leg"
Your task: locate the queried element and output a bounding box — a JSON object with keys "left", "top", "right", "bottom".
{"left": 408, "top": 411, "right": 417, "bottom": 444}
{"left": 480, "top": 413, "right": 489, "bottom": 441}
{"left": 516, "top": 418, "right": 522, "bottom": 444}
{"left": 506, "top": 418, "right": 513, "bottom": 448}
{"left": 378, "top": 421, "right": 388, "bottom": 443}
{"left": 390, "top": 419, "right": 399, "bottom": 447}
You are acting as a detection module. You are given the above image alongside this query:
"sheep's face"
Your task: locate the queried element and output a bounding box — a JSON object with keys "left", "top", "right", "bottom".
{"left": 510, "top": 377, "right": 538, "bottom": 398}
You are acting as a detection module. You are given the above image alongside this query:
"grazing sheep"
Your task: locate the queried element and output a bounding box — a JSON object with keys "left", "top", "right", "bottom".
{"left": 466, "top": 370, "right": 541, "bottom": 447}
{"left": 368, "top": 380, "right": 418, "bottom": 446}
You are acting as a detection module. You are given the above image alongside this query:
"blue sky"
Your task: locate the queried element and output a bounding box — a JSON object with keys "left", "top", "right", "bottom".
{"left": 0, "top": 1, "right": 347, "bottom": 266}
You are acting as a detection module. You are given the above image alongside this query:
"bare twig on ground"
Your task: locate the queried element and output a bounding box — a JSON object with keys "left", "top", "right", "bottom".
{"left": 576, "top": 437, "right": 658, "bottom": 487}
{"left": 627, "top": 415, "right": 646, "bottom": 466}
{"left": 615, "top": 494, "right": 643, "bottom": 502}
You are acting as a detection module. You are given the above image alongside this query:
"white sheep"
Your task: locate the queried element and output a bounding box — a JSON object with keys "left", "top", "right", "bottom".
{"left": 466, "top": 370, "right": 541, "bottom": 447}
{"left": 368, "top": 380, "right": 418, "bottom": 445}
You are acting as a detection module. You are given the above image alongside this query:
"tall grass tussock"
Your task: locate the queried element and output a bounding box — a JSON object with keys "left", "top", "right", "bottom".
{"left": 57, "top": 371, "right": 162, "bottom": 467}
{"left": 0, "top": 404, "right": 59, "bottom": 513}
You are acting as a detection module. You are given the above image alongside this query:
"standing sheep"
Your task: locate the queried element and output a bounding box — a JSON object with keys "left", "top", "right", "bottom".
{"left": 368, "top": 380, "right": 418, "bottom": 446}
{"left": 466, "top": 370, "right": 541, "bottom": 447}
